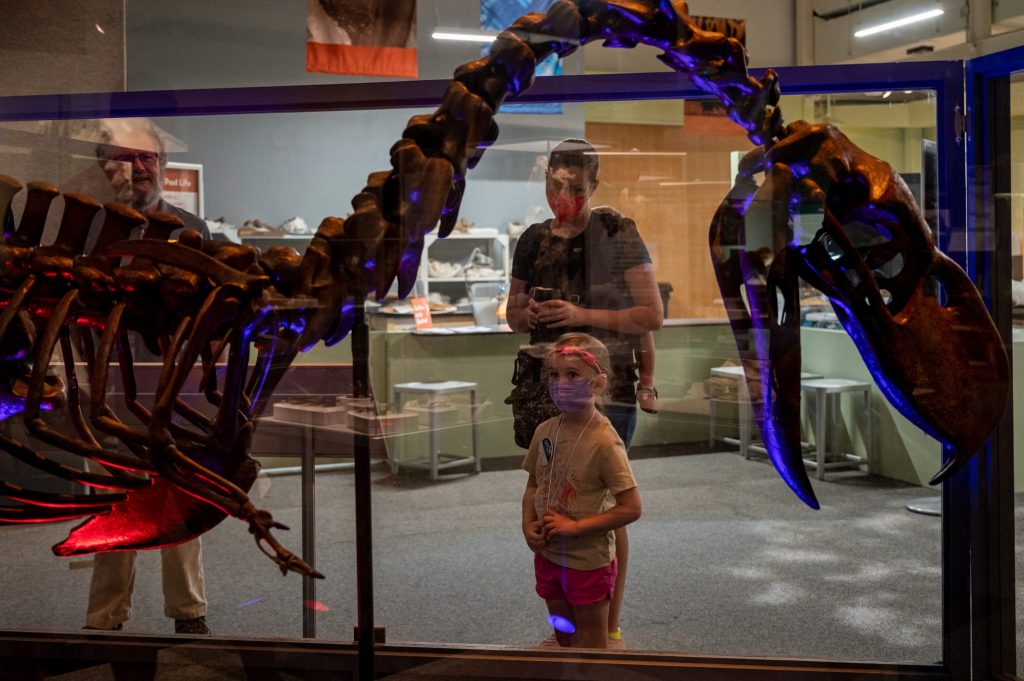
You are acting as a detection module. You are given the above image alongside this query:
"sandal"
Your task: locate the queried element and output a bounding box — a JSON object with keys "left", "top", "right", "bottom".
{"left": 637, "top": 385, "right": 659, "bottom": 414}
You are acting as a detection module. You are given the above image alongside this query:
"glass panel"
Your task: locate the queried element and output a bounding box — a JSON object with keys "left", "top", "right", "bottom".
{"left": 1009, "top": 72, "right": 1024, "bottom": 678}
{"left": 0, "top": 109, "right": 421, "bottom": 641}
{"left": 369, "top": 91, "right": 943, "bottom": 662}
{"left": 0, "top": 85, "right": 948, "bottom": 672}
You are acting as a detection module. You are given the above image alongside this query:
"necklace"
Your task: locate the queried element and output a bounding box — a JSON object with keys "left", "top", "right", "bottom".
{"left": 544, "top": 410, "right": 597, "bottom": 511}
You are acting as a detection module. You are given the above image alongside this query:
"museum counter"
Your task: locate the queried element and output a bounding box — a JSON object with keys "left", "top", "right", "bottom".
{"left": 280, "top": 320, "right": 1024, "bottom": 492}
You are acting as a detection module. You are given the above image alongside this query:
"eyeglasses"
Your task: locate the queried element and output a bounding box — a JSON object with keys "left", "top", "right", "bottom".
{"left": 105, "top": 151, "right": 160, "bottom": 165}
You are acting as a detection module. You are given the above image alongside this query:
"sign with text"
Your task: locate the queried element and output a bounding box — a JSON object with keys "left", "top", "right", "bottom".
{"left": 410, "top": 297, "right": 433, "bottom": 330}
{"left": 163, "top": 162, "right": 203, "bottom": 217}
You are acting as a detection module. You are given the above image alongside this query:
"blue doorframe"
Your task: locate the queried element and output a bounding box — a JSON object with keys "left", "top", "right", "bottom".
{"left": 962, "top": 46, "right": 1023, "bottom": 681}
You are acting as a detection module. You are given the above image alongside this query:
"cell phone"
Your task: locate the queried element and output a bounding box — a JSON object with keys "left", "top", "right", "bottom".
{"left": 531, "top": 287, "right": 562, "bottom": 302}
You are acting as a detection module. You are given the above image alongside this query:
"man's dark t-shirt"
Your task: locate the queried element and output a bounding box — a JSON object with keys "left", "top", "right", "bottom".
{"left": 511, "top": 206, "right": 651, "bottom": 400}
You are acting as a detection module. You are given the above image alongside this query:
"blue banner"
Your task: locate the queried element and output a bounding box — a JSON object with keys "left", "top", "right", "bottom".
{"left": 481, "top": 0, "right": 562, "bottom": 114}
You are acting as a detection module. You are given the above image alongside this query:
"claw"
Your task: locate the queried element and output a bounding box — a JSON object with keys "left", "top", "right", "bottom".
{"left": 397, "top": 238, "right": 425, "bottom": 298}
{"left": 711, "top": 172, "right": 819, "bottom": 508}
{"left": 247, "top": 506, "right": 320, "bottom": 578}
{"left": 719, "top": 122, "right": 1008, "bottom": 500}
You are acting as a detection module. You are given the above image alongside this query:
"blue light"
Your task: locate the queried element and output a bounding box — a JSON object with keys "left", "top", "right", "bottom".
{"left": 547, "top": 615, "right": 575, "bottom": 634}
{"left": 790, "top": 161, "right": 810, "bottom": 179}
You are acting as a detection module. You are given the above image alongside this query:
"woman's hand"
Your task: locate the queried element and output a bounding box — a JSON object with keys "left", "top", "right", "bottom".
{"left": 542, "top": 510, "right": 581, "bottom": 538}
{"left": 537, "top": 299, "right": 587, "bottom": 328}
{"left": 525, "top": 298, "right": 542, "bottom": 329}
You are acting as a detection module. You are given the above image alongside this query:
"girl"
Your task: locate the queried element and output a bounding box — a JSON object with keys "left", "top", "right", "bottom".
{"left": 521, "top": 333, "right": 642, "bottom": 649}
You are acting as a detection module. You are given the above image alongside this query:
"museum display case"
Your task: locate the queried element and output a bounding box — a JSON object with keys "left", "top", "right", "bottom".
{"left": 0, "top": 6, "right": 1019, "bottom": 681}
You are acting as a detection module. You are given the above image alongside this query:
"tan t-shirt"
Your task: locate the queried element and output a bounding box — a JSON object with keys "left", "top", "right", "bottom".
{"left": 522, "top": 413, "right": 637, "bottom": 570}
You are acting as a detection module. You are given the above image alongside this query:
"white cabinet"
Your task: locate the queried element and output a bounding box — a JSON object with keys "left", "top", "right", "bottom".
{"left": 416, "top": 232, "right": 510, "bottom": 301}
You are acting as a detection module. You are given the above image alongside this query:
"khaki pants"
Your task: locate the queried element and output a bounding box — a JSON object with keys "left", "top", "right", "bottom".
{"left": 82, "top": 454, "right": 207, "bottom": 629}
{"left": 85, "top": 539, "right": 207, "bottom": 629}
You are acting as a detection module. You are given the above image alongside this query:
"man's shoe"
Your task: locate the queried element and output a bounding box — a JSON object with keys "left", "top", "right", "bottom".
{"left": 83, "top": 623, "right": 123, "bottom": 631}
{"left": 174, "top": 616, "right": 210, "bottom": 635}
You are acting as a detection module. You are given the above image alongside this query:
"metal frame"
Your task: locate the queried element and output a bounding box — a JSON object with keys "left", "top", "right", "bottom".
{"left": 962, "top": 46, "right": 1024, "bottom": 681}
{"left": 0, "top": 58, "right": 1006, "bottom": 680}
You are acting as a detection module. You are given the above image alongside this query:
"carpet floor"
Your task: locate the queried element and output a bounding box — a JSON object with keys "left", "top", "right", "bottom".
{"left": 0, "top": 450, "right": 1020, "bottom": 673}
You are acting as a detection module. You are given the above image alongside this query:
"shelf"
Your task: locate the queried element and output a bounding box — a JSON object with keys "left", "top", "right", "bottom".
{"left": 432, "top": 232, "right": 501, "bottom": 239}
{"left": 240, "top": 234, "right": 313, "bottom": 240}
{"left": 428, "top": 276, "right": 506, "bottom": 283}
{"left": 418, "top": 233, "right": 510, "bottom": 300}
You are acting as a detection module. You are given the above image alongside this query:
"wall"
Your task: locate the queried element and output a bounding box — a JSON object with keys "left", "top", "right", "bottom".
{"left": 126, "top": 0, "right": 586, "bottom": 233}
{"left": 0, "top": 0, "right": 125, "bottom": 97}
{"left": 584, "top": 0, "right": 797, "bottom": 73}
{"left": 122, "top": 1, "right": 800, "bottom": 233}
{"left": 812, "top": 0, "right": 1024, "bottom": 65}
{"left": 585, "top": 118, "right": 748, "bottom": 320}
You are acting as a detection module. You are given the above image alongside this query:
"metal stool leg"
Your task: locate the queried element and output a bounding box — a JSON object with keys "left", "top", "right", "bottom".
{"left": 471, "top": 389, "right": 480, "bottom": 474}
{"left": 429, "top": 407, "right": 440, "bottom": 481}
{"left": 708, "top": 399, "right": 718, "bottom": 447}
{"left": 863, "top": 389, "right": 872, "bottom": 473}
{"left": 390, "top": 390, "right": 403, "bottom": 475}
{"left": 739, "top": 397, "right": 752, "bottom": 459}
{"left": 815, "top": 388, "right": 827, "bottom": 480}
{"left": 831, "top": 389, "right": 841, "bottom": 467}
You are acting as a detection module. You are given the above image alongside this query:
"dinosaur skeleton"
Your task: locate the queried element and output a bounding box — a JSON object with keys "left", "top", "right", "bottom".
{"left": 0, "top": 0, "right": 1008, "bottom": 574}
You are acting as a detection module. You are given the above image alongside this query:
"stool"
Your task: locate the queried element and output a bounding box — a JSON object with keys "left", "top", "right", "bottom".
{"left": 391, "top": 381, "right": 480, "bottom": 480}
{"left": 708, "top": 365, "right": 821, "bottom": 459}
{"left": 799, "top": 378, "right": 872, "bottom": 480}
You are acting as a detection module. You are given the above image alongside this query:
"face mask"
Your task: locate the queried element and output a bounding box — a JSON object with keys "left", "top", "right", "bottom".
{"left": 546, "top": 191, "right": 586, "bottom": 222}
{"left": 549, "top": 377, "right": 593, "bottom": 412}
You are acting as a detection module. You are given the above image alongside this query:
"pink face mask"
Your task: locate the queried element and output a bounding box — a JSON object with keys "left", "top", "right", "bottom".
{"left": 547, "top": 191, "right": 586, "bottom": 222}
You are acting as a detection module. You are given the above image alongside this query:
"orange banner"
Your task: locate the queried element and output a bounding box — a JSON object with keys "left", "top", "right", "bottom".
{"left": 306, "top": 43, "right": 416, "bottom": 79}
{"left": 306, "top": 0, "right": 417, "bottom": 78}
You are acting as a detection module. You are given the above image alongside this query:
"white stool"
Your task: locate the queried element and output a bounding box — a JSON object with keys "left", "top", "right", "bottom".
{"left": 391, "top": 381, "right": 480, "bottom": 480}
{"left": 799, "top": 378, "right": 872, "bottom": 480}
{"left": 708, "top": 365, "right": 821, "bottom": 459}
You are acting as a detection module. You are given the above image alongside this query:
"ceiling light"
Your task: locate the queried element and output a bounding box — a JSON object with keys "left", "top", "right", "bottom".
{"left": 432, "top": 29, "right": 498, "bottom": 43}
{"left": 854, "top": 9, "right": 944, "bottom": 38}
{"left": 882, "top": 91, "right": 892, "bottom": 98}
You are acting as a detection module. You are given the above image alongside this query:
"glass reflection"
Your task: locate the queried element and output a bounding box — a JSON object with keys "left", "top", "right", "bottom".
{"left": 0, "top": 90, "right": 947, "bottom": 667}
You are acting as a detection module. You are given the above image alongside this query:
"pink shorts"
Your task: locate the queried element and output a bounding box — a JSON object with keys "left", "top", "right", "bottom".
{"left": 534, "top": 553, "right": 617, "bottom": 606}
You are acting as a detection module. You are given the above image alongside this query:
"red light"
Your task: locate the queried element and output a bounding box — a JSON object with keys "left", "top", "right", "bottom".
{"left": 53, "top": 478, "right": 227, "bottom": 556}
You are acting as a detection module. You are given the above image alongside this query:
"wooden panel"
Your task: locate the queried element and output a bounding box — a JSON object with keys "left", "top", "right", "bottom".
{"left": 586, "top": 116, "right": 751, "bottom": 319}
